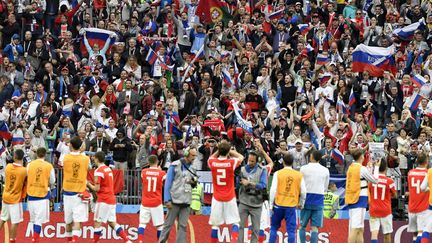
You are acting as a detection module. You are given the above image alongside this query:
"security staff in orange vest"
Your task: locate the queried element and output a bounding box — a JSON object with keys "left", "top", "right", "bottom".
{"left": 421, "top": 157, "right": 432, "bottom": 242}
{"left": 269, "top": 153, "right": 306, "bottom": 243}
{"left": 62, "top": 136, "right": 90, "bottom": 243}
{"left": 345, "top": 149, "right": 379, "bottom": 243}
{"left": 27, "top": 147, "right": 55, "bottom": 243}
{"left": 0, "top": 149, "right": 27, "bottom": 243}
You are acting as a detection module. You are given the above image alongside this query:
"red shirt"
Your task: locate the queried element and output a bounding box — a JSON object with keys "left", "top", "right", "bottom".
{"left": 408, "top": 168, "right": 430, "bottom": 213}
{"left": 208, "top": 157, "right": 240, "bottom": 202}
{"left": 94, "top": 165, "right": 116, "bottom": 205}
{"left": 141, "top": 168, "right": 166, "bottom": 207}
{"left": 368, "top": 174, "right": 396, "bottom": 217}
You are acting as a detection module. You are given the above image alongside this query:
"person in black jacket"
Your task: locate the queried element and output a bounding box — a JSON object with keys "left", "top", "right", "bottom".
{"left": 0, "top": 75, "right": 14, "bottom": 107}
{"left": 110, "top": 128, "right": 133, "bottom": 170}
{"left": 198, "top": 137, "right": 218, "bottom": 171}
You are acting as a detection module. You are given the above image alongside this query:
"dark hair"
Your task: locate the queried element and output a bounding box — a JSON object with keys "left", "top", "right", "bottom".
{"left": 283, "top": 154, "right": 294, "bottom": 166}
{"left": 36, "top": 147, "right": 46, "bottom": 158}
{"left": 248, "top": 151, "right": 259, "bottom": 160}
{"left": 379, "top": 160, "right": 387, "bottom": 172}
{"left": 94, "top": 151, "right": 105, "bottom": 163}
{"left": 351, "top": 149, "right": 364, "bottom": 161}
{"left": 70, "top": 136, "right": 83, "bottom": 150}
{"left": 14, "top": 149, "right": 24, "bottom": 160}
{"left": 148, "top": 155, "right": 158, "bottom": 165}
{"left": 218, "top": 141, "right": 231, "bottom": 156}
{"left": 311, "top": 150, "right": 322, "bottom": 162}
{"left": 417, "top": 152, "right": 429, "bottom": 165}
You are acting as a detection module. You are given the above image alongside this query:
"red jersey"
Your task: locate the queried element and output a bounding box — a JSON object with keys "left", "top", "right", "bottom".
{"left": 408, "top": 168, "right": 430, "bottom": 213}
{"left": 94, "top": 165, "right": 116, "bottom": 205}
{"left": 208, "top": 157, "right": 240, "bottom": 202}
{"left": 141, "top": 167, "right": 166, "bottom": 207}
{"left": 368, "top": 174, "right": 396, "bottom": 217}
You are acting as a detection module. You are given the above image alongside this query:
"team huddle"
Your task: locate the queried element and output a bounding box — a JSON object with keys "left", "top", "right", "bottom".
{"left": 1, "top": 138, "right": 432, "bottom": 243}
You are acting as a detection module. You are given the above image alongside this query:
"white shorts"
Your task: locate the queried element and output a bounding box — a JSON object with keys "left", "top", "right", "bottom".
{"left": 64, "top": 194, "right": 89, "bottom": 224}
{"left": 408, "top": 210, "right": 430, "bottom": 232}
{"left": 28, "top": 200, "right": 50, "bottom": 225}
{"left": 369, "top": 214, "right": 393, "bottom": 234}
{"left": 139, "top": 204, "right": 164, "bottom": 227}
{"left": 94, "top": 202, "right": 116, "bottom": 223}
{"left": 0, "top": 202, "right": 23, "bottom": 224}
{"left": 209, "top": 197, "right": 240, "bottom": 226}
{"left": 349, "top": 208, "right": 366, "bottom": 229}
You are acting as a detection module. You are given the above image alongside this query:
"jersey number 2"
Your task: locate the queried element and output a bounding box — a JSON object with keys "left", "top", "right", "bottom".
{"left": 216, "top": 169, "right": 227, "bottom": 186}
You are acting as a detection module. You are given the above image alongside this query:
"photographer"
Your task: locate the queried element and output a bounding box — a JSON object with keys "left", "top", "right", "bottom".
{"left": 158, "top": 147, "right": 198, "bottom": 243}
{"left": 237, "top": 147, "right": 268, "bottom": 243}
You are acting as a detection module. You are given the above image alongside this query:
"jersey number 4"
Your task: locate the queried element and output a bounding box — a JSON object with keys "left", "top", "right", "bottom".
{"left": 216, "top": 169, "right": 227, "bottom": 186}
{"left": 411, "top": 178, "right": 422, "bottom": 194}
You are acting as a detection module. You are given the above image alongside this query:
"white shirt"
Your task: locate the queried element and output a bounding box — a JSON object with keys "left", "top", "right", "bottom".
{"left": 56, "top": 141, "right": 70, "bottom": 167}
{"left": 356, "top": 162, "right": 380, "bottom": 197}
{"left": 300, "top": 162, "right": 330, "bottom": 196}
{"left": 106, "top": 127, "right": 118, "bottom": 141}
{"left": 269, "top": 166, "right": 307, "bottom": 209}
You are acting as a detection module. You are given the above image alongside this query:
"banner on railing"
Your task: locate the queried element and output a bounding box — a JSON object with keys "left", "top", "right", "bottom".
{"left": 3, "top": 212, "right": 414, "bottom": 242}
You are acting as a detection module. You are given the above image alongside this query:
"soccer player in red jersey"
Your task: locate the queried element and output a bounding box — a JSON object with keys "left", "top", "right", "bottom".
{"left": 87, "top": 151, "right": 131, "bottom": 243}
{"left": 138, "top": 155, "right": 166, "bottom": 242}
{"left": 407, "top": 153, "right": 430, "bottom": 243}
{"left": 208, "top": 141, "right": 244, "bottom": 243}
{"left": 368, "top": 161, "right": 397, "bottom": 243}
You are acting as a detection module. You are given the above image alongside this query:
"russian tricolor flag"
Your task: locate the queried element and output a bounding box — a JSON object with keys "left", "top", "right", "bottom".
{"left": 167, "top": 120, "right": 183, "bottom": 138}
{"left": 316, "top": 53, "right": 330, "bottom": 65}
{"left": 352, "top": 44, "right": 396, "bottom": 77}
{"left": 11, "top": 137, "right": 24, "bottom": 146}
{"left": 0, "top": 121, "right": 11, "bottom": 140}
{"left": 319, "top": 72, "right": 332, "bottom": 85}
{"left": 393, "top": 19, "right": 425, "bottom": 40}
{"left": 337, "top": 100, "right": 350, "bottom": 115}
{"left": 298, "top": 24, "right": 311, "bottom": 35}
{"left": 331, "top": 148, "right": 344, "bottom": 165}
{"left": 80, "top": 28, "right": 117, "bottom": 57}
{"left": 146, "top": 48, "right": 158, "bottom": 65}
{"left": 412, "top": 74, "right": 427, "bottom": 88}
{"left": 405, "top": 92, "right": 423, "bottom": 111}
{"left": 268, "top": 8, "right": 285, "bottom": 20}
{"left": 348, "top": 89, "right": 356, "bottom": 106}
{"left": 222, "top": 69, "right": 233, "bottom": 88}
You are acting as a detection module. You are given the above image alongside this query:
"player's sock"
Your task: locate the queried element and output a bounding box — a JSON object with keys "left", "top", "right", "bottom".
{"left": 93, "top": 227, "right": 103, "bottom": 243}
{"left": 114, "top": 224, "right": 129, "bottom": 242}
{"left": 9, "top": 239, "right": 16, "bottom": 243}
{"left": 72, "top": 229, "right": 81, "bottom": 242}
{"left": 231, "top": 224, "right": 239, "bottom": 242}
{"left": 421, "top": 232, "right": 429, "bottom": 243}
{"left": 66, "top": 231, "right": 72, "bottom": 242}
{"left": 32, "top": 224, "right": 41, "bottom": 242}
{"left": 417, "top": 236, "right": 423, "bottom": 243}
{"left": 372, "top": 240, "right": 378, "bottom": 243}
{"left": 138, "top": 226, "right": 145, "bottom": 242}
{"left": 211, "top": 227, "right": 218, "bottom": 243}
{"left": 299, "top": 227, "right": 306, "bottom": 243}
{"left": 247, "top": 225, "right": 252, "bottom": 241}
{"left": 258, "top": 229, "right": 265, "bottom": 243}
{"left": 310, "top": 231, "right": 318, "bottom": 243}
{"left": 157, "top": 226, "right": 163, "bottom": 239}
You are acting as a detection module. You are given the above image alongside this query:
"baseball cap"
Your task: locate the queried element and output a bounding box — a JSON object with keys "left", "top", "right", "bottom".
{"left": 281, "top": 108, "right": 288, "bottom": 112}
{"left": 250, "top": 84, "right": 258, "bottom": 89}
{"left": 156, "top": 101, "right": 164, "bottom": 106}
{"left": 62, "top": 66, "right": 69, "bottom": 71}
{"left": 295, "top": 139, "right": 303, "bottom": 144}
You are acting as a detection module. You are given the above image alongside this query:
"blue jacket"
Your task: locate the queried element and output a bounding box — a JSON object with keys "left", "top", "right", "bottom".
{"left": 4, "top": 43, "right": 23, "bottom": 62}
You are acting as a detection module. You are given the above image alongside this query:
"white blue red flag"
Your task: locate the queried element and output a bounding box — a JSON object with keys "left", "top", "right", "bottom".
{"left": 232, "top": 101, "right": 253, "bottom": 134}
{"left": 412, "top": 74, "right": 427, "bottom": 88}
{"left": 222, "top": 68, "right": 233, "bottom": 88}
{"left": 268, "top": 8, "right": 285, "bottom": 20}
{"left": 393, "top": 19, "right": 425, "bottom": 40}
{"left": 404, "top": 92, "right": 423, "bottom": 111}
{"left": 80, "top": 28, "right": 117, "bottom": 56}
{"left": 348, "top": 89, "right": 356, "bottom": 106}
{"left": 331, "top": 148, "right": 344, "bottom": 165}
{"left": 316, "top": 53, "right": 330, "bottom": 65}
{"left": 352, "top": 44, "right": 396, "bottom": 77}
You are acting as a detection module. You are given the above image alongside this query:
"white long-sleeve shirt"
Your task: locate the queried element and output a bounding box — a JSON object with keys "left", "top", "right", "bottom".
{"left": 300, "top": 162, "right": 330, "bottom": 206}
{"left": 270, "top": 166, "right": 307, "bottom": 208}
{"left": 357, "top": 163, "right": 380, "bottom": 197}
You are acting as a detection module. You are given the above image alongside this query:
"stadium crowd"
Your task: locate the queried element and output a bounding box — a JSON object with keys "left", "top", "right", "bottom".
{"left": 1, "top": 0, "right": 432, "bottom": 242}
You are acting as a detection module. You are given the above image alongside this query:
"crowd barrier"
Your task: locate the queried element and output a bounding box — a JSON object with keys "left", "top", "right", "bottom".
{"left": 1, "top": 212, "right": 416, "bottom": 243}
